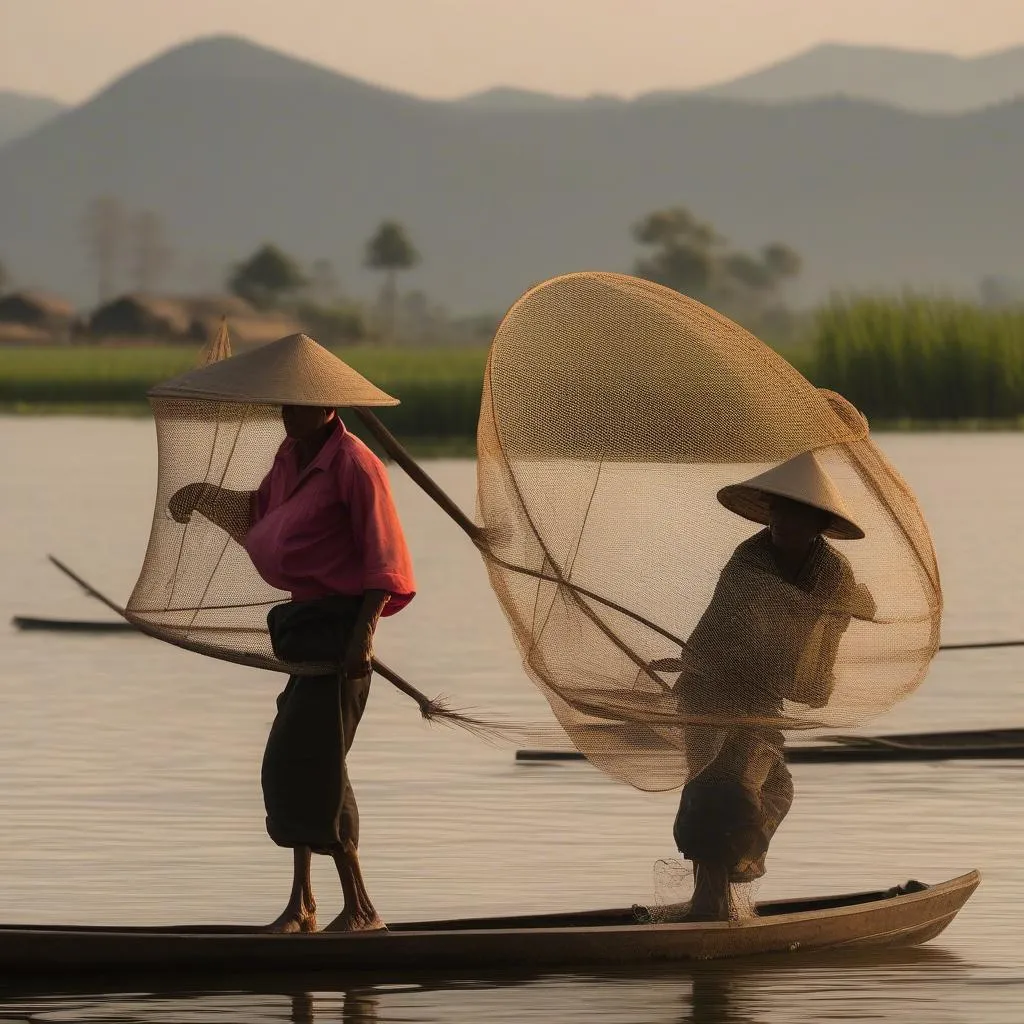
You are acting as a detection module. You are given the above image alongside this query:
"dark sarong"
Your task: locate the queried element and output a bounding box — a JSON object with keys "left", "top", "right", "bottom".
{"left": 673, "top": 727, "right": 794, "bottom": 883}
{"left": 262, "top": 595, "right": 371, "bottom": 854}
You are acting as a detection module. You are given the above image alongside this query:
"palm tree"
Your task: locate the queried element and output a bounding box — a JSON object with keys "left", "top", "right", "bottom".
{"left": 364, "top": 221, "right": 420, "bottom": 342}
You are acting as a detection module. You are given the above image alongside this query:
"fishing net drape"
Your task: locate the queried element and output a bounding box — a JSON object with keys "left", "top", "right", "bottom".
{"left": 125, "top": 334, "right": 402, "bottom": 675}
{"left": 475, "top": 272, "right": 942, "bottom": 791}
{"left": 126, "top": 399, "right": 297, "bottom": 670}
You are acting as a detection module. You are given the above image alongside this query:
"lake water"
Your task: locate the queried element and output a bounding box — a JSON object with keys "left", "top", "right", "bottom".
{"left": 0, "top": 418, "right": 1021, "bottom": 1022}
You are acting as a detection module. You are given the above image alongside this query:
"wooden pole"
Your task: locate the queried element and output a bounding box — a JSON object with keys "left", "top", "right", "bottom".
{"left": 352, "top": 408, "right": 483, "bottom": 543}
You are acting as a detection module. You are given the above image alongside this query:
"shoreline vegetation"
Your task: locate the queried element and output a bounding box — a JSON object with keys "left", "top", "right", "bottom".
{"left": 3, "top": 298, "right": 1024, "bottom": 449}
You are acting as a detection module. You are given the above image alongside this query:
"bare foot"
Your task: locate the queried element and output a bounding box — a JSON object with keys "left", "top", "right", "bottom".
{"left": 264, "top": 905, "right": 318, "bottom": 933}
{"left": 322, "top": 909, "right": 387, "bottom": 933}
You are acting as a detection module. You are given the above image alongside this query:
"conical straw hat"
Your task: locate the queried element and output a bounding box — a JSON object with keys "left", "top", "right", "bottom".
{"left": 716, "top": 449, "right": 864, "bottom": 540}
{"left": 148, "top": 333, "right": 398, "bottom": 407}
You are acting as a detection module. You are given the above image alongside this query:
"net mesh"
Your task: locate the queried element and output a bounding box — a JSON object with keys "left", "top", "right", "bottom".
{"left": 474, "top": 272, "right": 942, "bottom": 791}
{"left": 632, "top": 859, "right": 759, "bottom": 924}
{"left": 126, "top": 398, "right": 293, "bottom": 669}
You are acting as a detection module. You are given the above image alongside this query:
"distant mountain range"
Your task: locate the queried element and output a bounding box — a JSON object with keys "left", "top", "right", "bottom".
{"left": 455, "top": 42, "right": 1024, "bottom": 114}
{"left": 0, "top": 35, "right": 1021, "bottom": 310}
{"left": 0, "top": 91, "right": 66, "bottom": 148}
{"left": 696, "top": 42, "right": 1024, "bottom": 113}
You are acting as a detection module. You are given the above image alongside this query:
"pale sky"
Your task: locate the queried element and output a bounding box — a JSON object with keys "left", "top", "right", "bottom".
{"left": 3, "top": 0, "right": 1024, "bottom": 103}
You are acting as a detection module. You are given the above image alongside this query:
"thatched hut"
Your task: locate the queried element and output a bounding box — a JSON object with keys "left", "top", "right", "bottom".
{"left": 0, "top": 289, "right": 76, "bottom": 330}
{"left": 88, "top": 294, "right": 194, "bottom": 339}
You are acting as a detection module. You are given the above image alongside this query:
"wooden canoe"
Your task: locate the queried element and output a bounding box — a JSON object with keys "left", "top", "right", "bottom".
{"left": 0, "top": 871, "right": 979, "bottom": 976}
{"left": 11, "top": 616, "right": 137, "bottom": 634}
{"left": 517, "top": 727, "right": 1024, "bottom": 764}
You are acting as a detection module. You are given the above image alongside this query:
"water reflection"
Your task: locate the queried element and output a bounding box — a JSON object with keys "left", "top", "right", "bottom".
{"left": 289, "top": 988, "right": 380, "bottom": 1023}
{"left": 0, "top": 949, "right": 976, "bottom": 1024}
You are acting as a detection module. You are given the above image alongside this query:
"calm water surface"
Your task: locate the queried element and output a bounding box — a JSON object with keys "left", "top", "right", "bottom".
{"left": 0, "top": 419, "right": 1020, "bottom": 1022}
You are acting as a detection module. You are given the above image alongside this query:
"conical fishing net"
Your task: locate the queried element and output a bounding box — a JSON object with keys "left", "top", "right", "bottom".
{"left": 126, "top": 397, "right": 295, "bottom": 671}
{"left": 123, "top": 334, "right": 403, "bottom": 677}
{"left": 475, "top": 272, "right": 942, "bottom": 791}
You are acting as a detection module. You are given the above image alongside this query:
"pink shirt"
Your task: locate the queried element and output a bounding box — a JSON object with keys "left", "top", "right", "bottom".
{"left": 244, "top": 418, "right": 416, "bottom": 615}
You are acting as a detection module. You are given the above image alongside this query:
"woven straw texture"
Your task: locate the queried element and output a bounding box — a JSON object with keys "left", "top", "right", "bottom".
{"left": 149, "top": 333, "right": 398, "bottom": 407}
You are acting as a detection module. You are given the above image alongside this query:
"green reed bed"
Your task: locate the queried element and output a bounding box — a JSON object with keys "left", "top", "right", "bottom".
{"left": 0, "top": 344, "right": 488, "bottom": 441}
{"left": 811, "top": 297, "right": 1024, "bottom": 422}
{"left": 7, "top": 301, "right": 1024, "bottom": 436}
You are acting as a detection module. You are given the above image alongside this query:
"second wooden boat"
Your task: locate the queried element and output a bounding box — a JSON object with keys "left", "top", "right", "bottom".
{"left": 516, "top": 727, "right": 1024, "bottom": 764}
{"left": 11, "top": 616, "right": 137, "bottom": 634}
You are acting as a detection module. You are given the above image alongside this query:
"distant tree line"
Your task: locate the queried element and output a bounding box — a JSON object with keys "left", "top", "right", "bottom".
{"left": 631, "top": 206, "right": 802, "bottom": 338}
{"left": 67, "top": 197, "right": 429, "bottom": 345}
{"left": 225, "top": 220, "right": 421, "bottom": 345}
{"left": 6, "top": 194, "right": 1024, "bottom": 357}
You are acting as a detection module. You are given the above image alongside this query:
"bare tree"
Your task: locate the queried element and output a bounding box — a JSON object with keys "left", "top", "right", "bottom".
{"left": 129, "top": 210, "right": 174, "bottom": 293}
{"left": 308, "top": 258, "right": 339, "bottom": 305}
{"left": 82, "top": 196, "right": 127, "bottom": 304}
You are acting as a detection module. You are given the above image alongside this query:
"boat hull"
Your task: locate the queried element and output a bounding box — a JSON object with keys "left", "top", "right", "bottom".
{"left": 0, "top": 871, "right": 979, "bottom": 976}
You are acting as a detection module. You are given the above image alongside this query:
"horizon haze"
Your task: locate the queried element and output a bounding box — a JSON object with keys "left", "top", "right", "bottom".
{"left": 3, "top": 0, "right": 1024, "bottom": 103}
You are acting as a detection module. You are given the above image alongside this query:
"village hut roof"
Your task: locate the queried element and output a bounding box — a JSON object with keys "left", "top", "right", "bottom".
{"left": 0, "top": 289, "right": 76, "bottom": 322}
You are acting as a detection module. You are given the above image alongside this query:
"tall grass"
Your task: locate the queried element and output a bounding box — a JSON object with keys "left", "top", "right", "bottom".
{"left": 812, "top": 296, "right": 1024, "bottom": 421}
{"left": 7, "top": 299, "right": 1024, "bottom": 433}
{"left": 0, "top": 344, "right": 488, "bottom": 438}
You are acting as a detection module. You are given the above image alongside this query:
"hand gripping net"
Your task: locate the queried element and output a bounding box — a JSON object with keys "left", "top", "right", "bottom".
{"left": 475, "top": 272, "right": 942, "bottom": 792}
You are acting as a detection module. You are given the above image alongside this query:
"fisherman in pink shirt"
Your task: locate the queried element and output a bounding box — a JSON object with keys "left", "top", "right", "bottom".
{"left": 167, "top": 335, "right": 414, "bottom": 934}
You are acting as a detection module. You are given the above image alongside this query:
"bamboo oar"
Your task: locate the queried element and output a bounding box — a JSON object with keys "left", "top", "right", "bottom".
{"left": 46, "top": 555, "right": 508, "bottom": 740}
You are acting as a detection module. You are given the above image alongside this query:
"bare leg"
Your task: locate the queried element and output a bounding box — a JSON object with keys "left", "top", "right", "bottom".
{"left": 323, "top": 840, "right": 386, "bottom": 932}
{"left": 688, "top": 862, "right": 732, "bottom": 921}
{"left": 265, "top": 846, "right": 318, "bottom": 933}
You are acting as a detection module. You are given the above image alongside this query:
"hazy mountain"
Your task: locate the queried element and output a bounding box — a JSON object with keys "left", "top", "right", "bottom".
{"left": 0, "top": 91, "right": 65, "bottom": 147}
{"left": 0, "top": 35, "right": 1020, "bottom": 311}
{"left": 696, "top": 42, "right": 1024, "bottom": 113}
{"left": 454, "top": 87, "right": 623, "bottom": 112}
{"left": 457, "top": 44, "right": 1024, "bottom": 114}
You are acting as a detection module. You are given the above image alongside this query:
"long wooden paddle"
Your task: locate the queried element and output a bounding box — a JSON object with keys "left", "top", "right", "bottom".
{"left": 46, "top": 555, "right": 511, "bottom": 741}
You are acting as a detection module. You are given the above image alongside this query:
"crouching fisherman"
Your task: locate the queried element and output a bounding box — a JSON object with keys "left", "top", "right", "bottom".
{"left": 167, "top": 337, "right": 415, "bottom": 933}
{"left": 655, "top": 451, "right": 875, "bottom": 921}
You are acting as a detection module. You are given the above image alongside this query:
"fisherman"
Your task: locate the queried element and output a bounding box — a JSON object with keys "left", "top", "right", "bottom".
{"left": 653, "top": 450, "right": 875, "bottom": 921}
{"left": 166, "top": 338, "right": 415, "bottom": 934}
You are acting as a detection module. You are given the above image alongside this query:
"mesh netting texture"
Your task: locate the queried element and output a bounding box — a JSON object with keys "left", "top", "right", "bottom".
{"left": 475, "top": 272, "right": 942, "bottom": 791}
{"left": 127, "top": 399, "right": 295, "bottom": 670}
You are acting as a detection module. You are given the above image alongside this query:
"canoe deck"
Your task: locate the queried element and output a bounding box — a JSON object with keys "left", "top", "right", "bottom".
{"left": 517, "top": 727, "right": 1024, "bottom": 764}
{"left": 0, "top": 871, "right": 979, "bottom": 975}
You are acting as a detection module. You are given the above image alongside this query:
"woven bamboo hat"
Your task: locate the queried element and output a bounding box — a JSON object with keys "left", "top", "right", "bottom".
{"left": 148, "top": 333, "right": 398, "bottom": 407}
{"left": 716, "top": 449, "right": 865, "bottom": 540}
